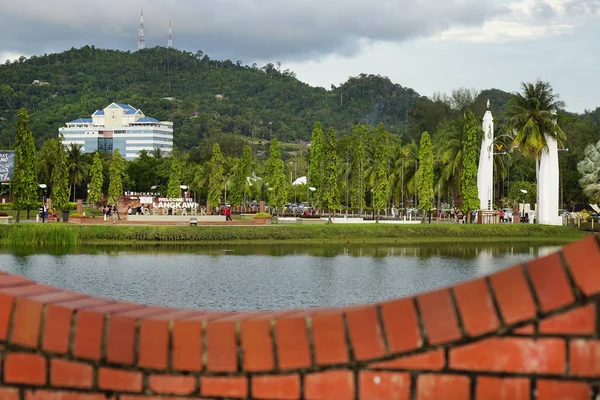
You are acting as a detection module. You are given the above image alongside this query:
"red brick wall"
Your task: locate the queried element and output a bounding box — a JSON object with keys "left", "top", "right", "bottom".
{"left": 0, "top": 235, "right": 599, "bottom": 399}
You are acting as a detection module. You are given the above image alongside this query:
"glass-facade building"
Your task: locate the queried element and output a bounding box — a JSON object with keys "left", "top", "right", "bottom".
{"left": 59, "top": 103, "right": 173, "bottom": 160}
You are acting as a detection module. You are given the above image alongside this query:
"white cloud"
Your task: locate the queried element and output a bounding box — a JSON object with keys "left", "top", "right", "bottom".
{"left": 432, "top": 20, "right": 574, "bottom": 43}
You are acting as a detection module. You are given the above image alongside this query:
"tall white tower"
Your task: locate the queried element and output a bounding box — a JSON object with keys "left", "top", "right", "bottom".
{"left": 538, "top": 111, "right": 562, "bottom": 225}
{"left": 478, "top": 100, "right": 494, "bottom": 210}
{"left": 138, "top": 9, "right": 146, "bottom": 51}
{"left": 167, "top": 21, "right": 173, "bottom": 49}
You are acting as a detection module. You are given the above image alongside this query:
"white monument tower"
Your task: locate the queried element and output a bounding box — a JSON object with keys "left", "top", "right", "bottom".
{"left": 537, "top": 113, "right": 562, "bottom": 225}
{"left": 478, "top": 100, "right": 494, "bottom": 210}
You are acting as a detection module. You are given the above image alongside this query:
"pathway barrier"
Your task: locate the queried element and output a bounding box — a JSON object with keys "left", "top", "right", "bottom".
{"left": 0, "top": 235, "right": 599, "bottom": 398}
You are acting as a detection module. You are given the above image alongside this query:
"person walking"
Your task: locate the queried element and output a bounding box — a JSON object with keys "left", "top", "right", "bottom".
{"left": 39, "top": 203, "right": 47, "bottom": 223}
{"left": 225, "top": 206, "right": 232, "bottom": 221}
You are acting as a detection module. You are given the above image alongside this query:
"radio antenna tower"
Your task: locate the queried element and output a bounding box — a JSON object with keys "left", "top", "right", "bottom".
{"left": 167, "top": 21, "right": 173, "bottom": 49}
{"left": 138, "top": 9, "right": 146, "bottom": 51}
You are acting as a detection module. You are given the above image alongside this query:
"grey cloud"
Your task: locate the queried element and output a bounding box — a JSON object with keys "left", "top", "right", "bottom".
{"left": 0, "top": 0, "right": 507, "bottom": 61}
{"left": 564, "top": 0, "right": 600, "bottom": 15}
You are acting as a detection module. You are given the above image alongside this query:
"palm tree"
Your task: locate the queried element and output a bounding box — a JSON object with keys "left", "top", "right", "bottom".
{"left": 150, "top": 147, "right": 164, "bottom": 159}
{"left": 505, "top": 80, "right": 566, "bottom": 215}
{"left": 66, "top": 143, "right": 90, "bottom": 202}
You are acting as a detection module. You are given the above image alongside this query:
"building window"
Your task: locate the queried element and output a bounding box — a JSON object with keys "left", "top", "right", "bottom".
{"left": 98, "top": 138, "right": 113, "bottom": 153}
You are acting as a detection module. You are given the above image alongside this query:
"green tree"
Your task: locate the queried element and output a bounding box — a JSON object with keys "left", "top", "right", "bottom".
{"left": 505, "top": 80, "right": 566, "bottom": 216}
{"left": 372, "top": 123, "right": 390, "bottom": 222}
{"left": 66, "top": 143, "right": 90, "bottom": 202}
{"left": 51, "top": 143, "right": 70, "bottom": 218}
{"left": 321, "top": 127, "right": 341, "bottom": 221}
{"left": 577, "top": 140, "right": 600, "bottom": 202}
{"left": 207, "top": 143, "right": 225, "bottom": 209}
{"left": 229, "top": 146, "right": 253, "bottom": 206}
{"left": 88, "top": 151, "right": 104, "bottom": 207}
{"left": 417, "top": 131, "right": 434, "bottom": 222}
{"left": 37, "top": 138, "right": 61, "bottom": 193}
{"left": 460, "top": 112, "right": 480, "bottom": 218}
{"left": 107, "top": 149, "right": 126, "bottom": 206}
{"left": 12, "top": 108, "right": 38, "bottom": 221}
{"left": 308, "top": 122, "right": 324, "bottom": 207}
{"left": 166, "top": 158, "right": 183, "bottom": 198}
{"left": 266, "top": 138, "right": 288, "bottom": 219}
{"left": 350, "top": 124, "right": 369, "bottom": 211}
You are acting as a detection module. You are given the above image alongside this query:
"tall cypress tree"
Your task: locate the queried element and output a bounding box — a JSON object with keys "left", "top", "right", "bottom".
{"left": 460, "top": 111, "right": 480, "bottom": 220}
{"left": 266, "top": 138, "right": 288, "bottom": 219}
{"left": 321, "top": 126, "right": 341, "bottom": 221}
{"left": 350, "top": 124, "right": 369, "bottom": 211}
{"left": 88, "top": 151, "right": 104, "bottom": 207}
{"left": 417, "top": 131, "right": 435, "bottom": 222}
{"left": 51, "top": 143, "right": 69, "bottom": 219}
{"left": 229, "top": 146, "right": 253, "bottom": 206}
{"left": 207, "top": 143, "right": 225, "bottom": 209}
{"left": 308, "top": 122, "right": 324, "bottom": 207}
{"left": 166, "top": 158, "right": 183, "bottom": 198}
{"left": 107, "top": 149, "right": 125, "bottom": 206}
{"left": 12, "top": 108, "right": 38, "bottom": 221}
{"left": 372, "top": 123, "right": 390, "bottom": 222}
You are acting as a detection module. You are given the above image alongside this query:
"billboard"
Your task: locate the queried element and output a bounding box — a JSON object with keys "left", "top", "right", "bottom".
{"left": 0, "top": 151, "right": 14, "bottom": 183}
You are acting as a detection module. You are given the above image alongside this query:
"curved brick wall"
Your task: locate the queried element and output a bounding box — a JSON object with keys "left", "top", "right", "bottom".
{"left": 0, "top": 235, "right": 599, "bottom": 399}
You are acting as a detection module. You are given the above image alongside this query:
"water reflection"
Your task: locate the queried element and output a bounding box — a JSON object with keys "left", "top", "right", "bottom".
{"left": 0, "top": 242, "right": 565, "bottom": 311}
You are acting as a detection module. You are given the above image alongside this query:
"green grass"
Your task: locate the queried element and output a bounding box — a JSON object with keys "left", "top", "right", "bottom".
{"left": 0, "top": 223, "right": 586, "bottom": 246}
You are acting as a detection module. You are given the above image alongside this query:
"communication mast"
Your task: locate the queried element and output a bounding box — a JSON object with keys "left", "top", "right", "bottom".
{"left": 167, "top": 21, "right": 173, "bottom": 49}
{"left": 138, "top": 9, "right": 146, "bottom": 51}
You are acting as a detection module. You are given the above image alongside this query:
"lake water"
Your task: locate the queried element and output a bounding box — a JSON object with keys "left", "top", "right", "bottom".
{"left": 0, "top": 242, "right": 564, "bottom": 311}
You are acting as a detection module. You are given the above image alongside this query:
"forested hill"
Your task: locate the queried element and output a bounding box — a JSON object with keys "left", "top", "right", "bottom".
{"left": 0, "top": 46, "right": 431, "bottom": 149}
{"left": 0, "top": 46, "right": 598, "bottom": 152}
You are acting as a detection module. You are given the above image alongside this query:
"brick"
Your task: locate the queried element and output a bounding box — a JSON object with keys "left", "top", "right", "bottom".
{"left": 0, "top": 293, "right": 14, "bottom": 341}
{"left": 241, "top": 319, "right": 274, "bottom": 371}
{"left": 28, "top": 290, "right": 86, "bottom": 304}
{"left": 4, "top": 352, "right": 46, "bottom": 386}
{"left": 172, "top": 320, "right": 202, "bottom": 371}
{"left": 569, "top": 339, "right": 600, "bottom": 376}
{"left": 346, "top": 306, "right": 386, "bottom": 360}
{"left": 201, "top": 376, "right": 248, "bottom": 398}
{"left": 450, "top": 337, "right": 565, "bottom": 374}
{"left": 562, "top": 235, "right": 600, "bottom": 296}
{"left": 537, "top": 380, "right": 590, "bottom": 400}
{"left": 311, "top": 313, "right": 349, "bottom": 365}
{"left": 453, "top": 278, "right": 500, "bottom": 336}
{"left": 275, "top": 317, "right": 312, "bottom": 369}
{"left": 417, "top": 374, "right": 470, "bottom": 400}
{"left": 417, "top": 289, "right": 462, "bottom": 345}
{"left": 42, "top": 304, "right": 73, "bottom": 354}
{"left": 148, "top": 374, "right": 197, "bottom": 395}
{"left": 25, "top": 390, "right": 106, "bottom": 400}
{"left": 252, "top": 374, "right": 300, "bottom": 400}
{"left": 10, "top": 298, "right": 43, "bottom": 348}
{"left": 489, "top": 266, "right": 536, "bottom": 324}
{"left": 106, "top": 315, "right": 136, "bottom": 365}
{"left": 138, "top": 319, "right": 169, "bottom": 370}
{"left": 513, "top": 324, "right": 534, "bottom": 335}
{"left": 0, "top": 387, "right": 19, "bottom": 400}
{"left": 0, "top": 274, "right": 33, "bottom": 288}
{"left": 305, "top": 370, "right": 354, "bottom": 400}
{"left": 369, "top": 349, "right": 444, "bottom": 370}
{"left": 98, "top": 367, "right": 143, "bottom": 393}
{"left": 380, "top": 298, "right": 422, "bottom": 353}
{"left": 476, "top": 377, "right": 530, "bottom": 400}
{"left": 88, "top": 302, "right": 144, "bottom": 314}
{"left": 539, "top": 304, "right": 596, "bottom": 335}
{"left": 206, "top": 321, "right": 238, "bottom": 372}
{"left": 359, "top": 371, "right": 410, "bottom": 400}
{"left": 0, "top": 283, "right": 56, "bottom": 297}
{"left": 527, "top": 252, "right": 575, "bottom": 312}
{"left": 73, "top": 310, "right": 105, "bottom": 360}
{"left": 50, "top": 359, "right": 93, "bottom": 389}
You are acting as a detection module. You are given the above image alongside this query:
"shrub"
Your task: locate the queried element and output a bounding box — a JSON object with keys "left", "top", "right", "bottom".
{"left": 253, "top": 212, "right": 272, "bottom": 219}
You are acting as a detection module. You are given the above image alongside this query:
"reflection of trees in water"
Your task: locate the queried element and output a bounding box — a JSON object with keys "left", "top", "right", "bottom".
{"left": 3, "top": 241, "right": 567, "bottom": 260}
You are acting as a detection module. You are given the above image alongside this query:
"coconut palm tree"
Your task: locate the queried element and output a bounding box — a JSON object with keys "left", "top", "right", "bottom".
{"left": 66, "top": 143, "right": 90, "bottom": 202}
{"left": 505, "top": 80, "right": 566, "bottom": 215}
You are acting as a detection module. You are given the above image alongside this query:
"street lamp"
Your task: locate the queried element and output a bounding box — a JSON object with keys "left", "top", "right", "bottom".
{"left": 520, "top": 189, "right": 528, "bottom": 221}
{"left": 558, "top": 148, "right": 569, "bottom": 209}
{"left": 39, "top": 183, "right": 47, "bottom": 205}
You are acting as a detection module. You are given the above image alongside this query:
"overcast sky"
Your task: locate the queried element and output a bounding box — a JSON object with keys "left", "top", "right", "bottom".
{"left": 1, "top": 0, "right": 598, "bottom": 113}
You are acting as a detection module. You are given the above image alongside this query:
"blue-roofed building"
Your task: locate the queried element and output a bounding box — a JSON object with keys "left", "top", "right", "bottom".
{"left": 59, "top": 102, "right": 173, "bottom": 160}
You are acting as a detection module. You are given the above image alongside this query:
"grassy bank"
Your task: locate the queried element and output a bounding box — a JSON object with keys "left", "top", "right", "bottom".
{"left": 0, "top": 223, "right": 586, "bottom": 246}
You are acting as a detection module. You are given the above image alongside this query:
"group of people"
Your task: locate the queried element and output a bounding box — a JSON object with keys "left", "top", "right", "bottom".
{"left": 102, "top": 204, "right": 119, "bottom": 220}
